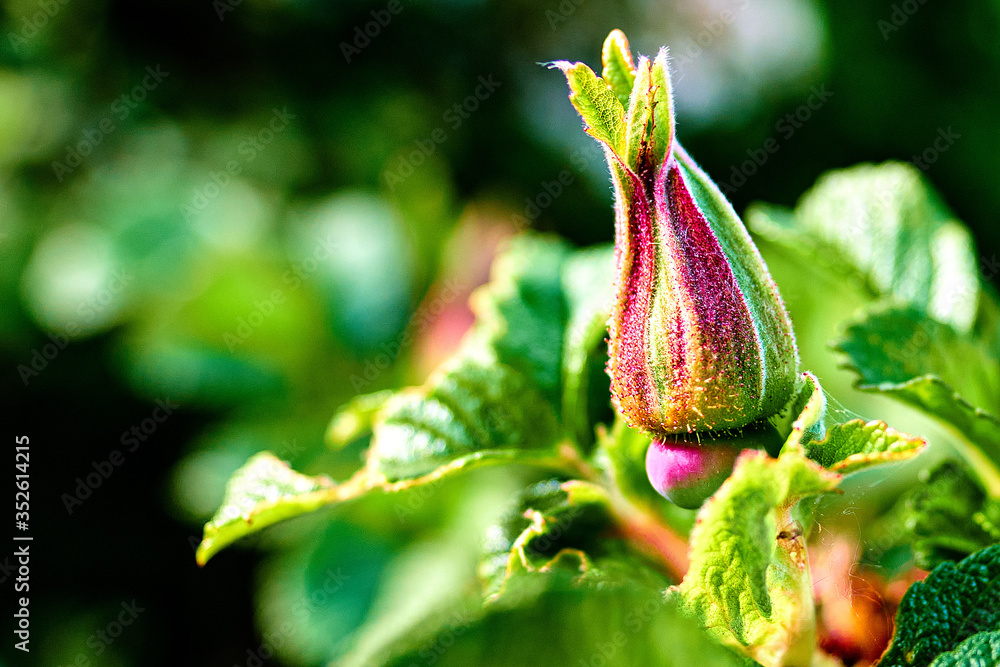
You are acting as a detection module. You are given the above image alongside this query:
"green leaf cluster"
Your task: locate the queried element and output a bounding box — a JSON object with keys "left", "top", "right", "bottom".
{"left": 881, "top": 544, "right": 1000, "bottom": 667}
{"left": 749, "top": 161, "right": 1000, "bottom": 546}
{"left": 195, "top": 36, "right": 1000, "bottom": 667}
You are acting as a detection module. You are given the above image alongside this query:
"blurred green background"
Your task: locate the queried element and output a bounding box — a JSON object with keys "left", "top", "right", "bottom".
{"left": 0, "top": 0, "right": 998, "bottom": 664}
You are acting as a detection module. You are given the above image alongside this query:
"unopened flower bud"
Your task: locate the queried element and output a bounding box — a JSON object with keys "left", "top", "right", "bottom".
{"left": 555, "top": 30, "right": 799, "bottom": 436}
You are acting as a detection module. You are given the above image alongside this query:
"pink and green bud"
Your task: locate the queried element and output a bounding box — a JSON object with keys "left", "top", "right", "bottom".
{"left": 554, "top": 30, "right": 799, "bottom": 437}
{"left": 645, "top": 424, "right": 783, "bottom": 509}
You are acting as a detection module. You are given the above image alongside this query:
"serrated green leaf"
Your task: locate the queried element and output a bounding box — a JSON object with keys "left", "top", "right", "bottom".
{"left": 201, "top": 236, "right": 620, "bottom": 564}
{"left": 477, "top": 477, "right": 686, "bottom": 605}
{"left": 551, "top": 60, "right": 626, "bottom": 157}
{"left": 472, "top": 235, "right": 571, "bottom": 405}
{"left": 198, "top": 421, "right": 565, "bottom": 565}
{"left": 896, "top": 462, "right": 1000, "bottom": 570}
{"left": 880, "top": 544, "right": 1000, "bottom": 667}
{"left": 779, "top": 372, "right": 927, "bottom": 475}
{"left": 836, "top": 306, "right": 1000, "bottom": 493}
{"left": 369, "top": 347, "right": 562, "bottom": 481}
{"left": 747, "top": 162, "right": 981, "bottom": 332}
{"left": 601, "top": 29, "right": 636, "bottom": 107}
{"left": 837, "top": 306, "right": 1000, "bottom": 413}
{"left": 927, "top": 631, "right": 1000, "bottom": 667}
{"left": 197, "top": 452, "right": 342, "bottom": 565}
{"left": 479, "top": 479, "right": 606, "bottom": 595}
{"left": 671, "top": 448, "right": 841, "bottom": 667}
{"left": 560, "top": 244, "right": 615, "bottom": 449}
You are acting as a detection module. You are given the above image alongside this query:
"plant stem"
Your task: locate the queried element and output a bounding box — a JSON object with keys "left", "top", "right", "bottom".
{"left": 556, "top": 441, "right": 690, "bottom": 582}
{"left": 950, "top": 429, "right": 1000, "bottom": 499}
{"left": 769, "top": 504, "right": 818, "bottom": 667}
{"left": 611, "top": 497, "right": 690, "bottom": 582}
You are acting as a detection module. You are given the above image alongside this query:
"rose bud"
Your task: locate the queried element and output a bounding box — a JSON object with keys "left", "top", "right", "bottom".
{"left": 645, "top": 424, "right": 784, "bottom": 509}
{"left": 554, "top": 30, "right": 800, "bottom": 436}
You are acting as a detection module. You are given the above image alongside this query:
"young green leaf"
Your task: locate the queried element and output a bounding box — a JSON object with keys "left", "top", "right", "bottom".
{"left": 747, "top": 162, "right": 981, "bottom": 332}
{"left": 670, "top": 448, "right": 841, "bottom": 667}
{"left": 200, "top": 237, "right": 623, "bottom": 564}
{"left": 549, "top": 60, "right": 626, "bottom": 157}
{"left": 601, "top": 28, "right": 636, "bottom": 107}
{"left": 472, "top": 235, "right": 571, "bottom": 405}
{"left": 369, "top": 348, "right": 562, "bottom": 481}
{"left": 200, "top": 350, "right": 563, "bottom": 565}
{"left": 778, "top": 372, "right": 926, "bottom": 475}
{"left": 880, "top": 544, "right": 1000, "bottom": 667}
{"left": 894, "top": 462, "right": 1000, "bottom": 570}
{"left": 197, "top": 452, "right": 343, "bottom": 565}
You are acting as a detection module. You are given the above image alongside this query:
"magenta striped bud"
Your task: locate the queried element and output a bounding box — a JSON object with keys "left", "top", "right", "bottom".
{"left": 555, "top": 30, "right": 799, "bottom": 437}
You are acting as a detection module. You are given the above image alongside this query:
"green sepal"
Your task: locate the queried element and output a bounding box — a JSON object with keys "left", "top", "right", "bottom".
{"left": 549, "top": 59, "right": 626, "bottom": 158}
{"left": 777, "top": 372, "right": 926, "bottom": 475}
{"left": 601, "top": 29, "right": 636, "bottom": 107}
